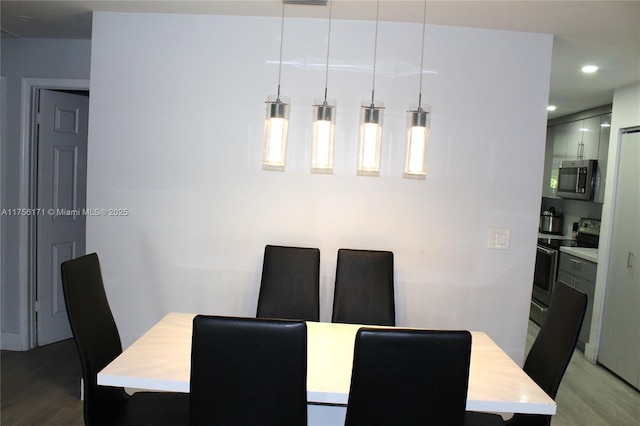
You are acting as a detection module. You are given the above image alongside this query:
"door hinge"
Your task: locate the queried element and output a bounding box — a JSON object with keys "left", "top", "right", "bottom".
{"left": 34, "top": 300, "right": 40, "bottom": 312}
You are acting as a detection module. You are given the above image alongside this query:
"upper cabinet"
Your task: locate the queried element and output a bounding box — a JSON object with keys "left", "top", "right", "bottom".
{"left": 595, "top": 114, "right": 611, "bottom": 203}
{"left": 555, "top": 117, "right": 600, "bottom": 161}
{"left": 542, "top": 127, "right": 555, "bottom": 198}
{"left": 579, "top": 116, "right": 602, "bottom": 160}
{"left": 542, "top": 107, "right": 612, "bottom": 201}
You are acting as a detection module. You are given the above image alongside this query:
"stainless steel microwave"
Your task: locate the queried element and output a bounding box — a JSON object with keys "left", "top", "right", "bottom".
{"left": 557, "top": 159, "right": 597, "bottom": 200}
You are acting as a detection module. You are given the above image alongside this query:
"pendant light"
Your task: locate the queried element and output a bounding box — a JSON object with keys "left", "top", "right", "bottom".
{"left": 357, "top": 0, "right": 384, "bottom": 177}
{"left": 403, "top": 0, "right": 431, "bottom": 179}
{"left": 311, "top": 0, "right": 336, "bottom": 174}
{"left": 262, "top": 2, "right": 290, "bottom": 171}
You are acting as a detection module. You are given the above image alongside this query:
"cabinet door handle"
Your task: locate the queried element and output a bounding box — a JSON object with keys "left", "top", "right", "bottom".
{"left": 570, "top": 258, "right": 582, "bottom": 265}
{"left": 628, "top": 252, "right": 635, "bottom": 269}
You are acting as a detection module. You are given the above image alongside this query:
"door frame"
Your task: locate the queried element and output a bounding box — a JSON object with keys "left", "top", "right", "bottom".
{"left": 18, "top": 78, "right": 90, "bottom": 349}
{"left": 0, "top": 77, "right": 6, "bottom": 338}
{"left": 589, "top": 124, "right": 640, "bottom": 362}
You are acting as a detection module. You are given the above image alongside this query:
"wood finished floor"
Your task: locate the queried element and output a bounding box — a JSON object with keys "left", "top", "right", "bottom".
{"left": 525, "top": 322, "right": 640, "bottom": 426}
{"left": 1, "top": 338, "right": 83, "bottom": 425}
{"left": 1, "top": 322, "right": 638, "bottom": 425}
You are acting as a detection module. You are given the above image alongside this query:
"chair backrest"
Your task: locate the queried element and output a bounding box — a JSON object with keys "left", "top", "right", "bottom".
{"left": 61, "top": 253, "right": 129, "bottom": 425}
{"left": 189, "top": 315, "right": 308, "bottom": 426}
{"left": 257, "top": 245, "right": 320, "bottom": 321}
{"left": 512, "top": 282, "right": 587, "bottom": 426}
{"left": 525, "top": 282, "right": 587, "bottom": 397}
{"left": 332, "top": 249, "right": 395, "bottom": 326}
{"left": 345, "top": 328, "right": 472, "bottom": 426}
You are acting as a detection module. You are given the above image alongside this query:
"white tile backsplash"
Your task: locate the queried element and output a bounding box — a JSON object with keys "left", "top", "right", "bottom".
{"left": 541, "top": 197, "right": 602, "bottom": 238}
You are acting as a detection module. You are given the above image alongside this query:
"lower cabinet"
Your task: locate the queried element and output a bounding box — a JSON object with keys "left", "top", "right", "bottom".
{"left": 557, "top": 253, "right": 597, "bottom": 351}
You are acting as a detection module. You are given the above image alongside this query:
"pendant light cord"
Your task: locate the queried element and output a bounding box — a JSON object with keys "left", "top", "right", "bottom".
{"left": 323, "top": 0, "right": 334, "bottom": 105}
{"left": 417, "top": 0, "right": 427, "bottom": 110}
{"left": 276, "top": 1, "right": 286, "bottom": 101}
{"left": 370, "top": 0, "right": 380, "bottom": 107}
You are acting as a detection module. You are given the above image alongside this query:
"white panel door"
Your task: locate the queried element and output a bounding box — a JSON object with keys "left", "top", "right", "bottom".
{"left": 599, "top": 129, "right": 640, "bottom": 389}
{"left": 36, "top": 89, "right": 89, "bottom": 346}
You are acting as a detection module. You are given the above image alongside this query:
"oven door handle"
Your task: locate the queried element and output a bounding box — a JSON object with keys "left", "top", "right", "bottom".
{"left": 531, "top": 299, "right": 547, "bottom": 311}
{"left": 537, "top": 245, "right": 558, "bottom": 255}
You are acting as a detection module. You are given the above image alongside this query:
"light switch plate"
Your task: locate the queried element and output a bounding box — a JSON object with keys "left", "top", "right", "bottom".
{"left": 488, "top": 228, "right": 510, "bottom": 249}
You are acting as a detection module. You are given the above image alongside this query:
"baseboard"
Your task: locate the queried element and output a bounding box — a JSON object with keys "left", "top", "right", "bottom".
{"left": 0, "top": 331, "right": 29, "bottom": 351}
{"left": 584, "top": 343, "right": 597, "bottom": 364}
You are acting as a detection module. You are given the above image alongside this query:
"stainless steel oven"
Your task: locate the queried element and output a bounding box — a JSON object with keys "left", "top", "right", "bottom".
{"left": 530, "top": 218, "right": 600, "bottom": 326}
{"left": 530, "top": 244, "right": 559, "bottom": 325}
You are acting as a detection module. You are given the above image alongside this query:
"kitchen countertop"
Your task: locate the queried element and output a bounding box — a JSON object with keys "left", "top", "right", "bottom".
{"left": 538, "top": 233, "right": 571, "bottom": 240}
{"left": 537, "top": 233, "right": 599, "bottom": 263}
{"left": 560, "top": 246, "right": 599, "bottom": 263}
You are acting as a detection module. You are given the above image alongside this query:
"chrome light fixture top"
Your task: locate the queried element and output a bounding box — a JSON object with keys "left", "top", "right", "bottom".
{"left": 262, "top": 2, "right": 290, "bottom": 171}
{"left": 357, "top": 0, "right": 384, "bottom": 177}
{"left": 403, "top": 0, "right": 432, "bottom": 180}
{"left": 311, "top": 0, "right": 336, "bottom": 174}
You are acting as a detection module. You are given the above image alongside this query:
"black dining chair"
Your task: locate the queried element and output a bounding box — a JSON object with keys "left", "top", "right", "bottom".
{"left": 506, "top": 282, "right": 588, "bottom": 426}
{"left": 344, "top": 328, "right": 471, "bottom": 426}
{"left": 61, "top": 253, "right": 189, "bottom": 426}
{"left": 256, "top": 245, "right": 320, "bottom": 321}
{"left": 189, "top": 315, "right": 308, "bottom": 426}
{"left": 332, "top": 249, "right": 395, "bottom": 326}
{"left": 344, "top": 328, "right": 504, "bottom": 426}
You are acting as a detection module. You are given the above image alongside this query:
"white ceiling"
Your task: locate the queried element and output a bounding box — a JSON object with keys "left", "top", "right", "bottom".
{"left": 2, "top": 1, "right": 639, "bottom": 119}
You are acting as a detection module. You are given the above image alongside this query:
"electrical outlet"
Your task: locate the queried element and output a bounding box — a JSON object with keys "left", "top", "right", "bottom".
{"left": 488, "top": 228, "right": 510, "bottom": 250}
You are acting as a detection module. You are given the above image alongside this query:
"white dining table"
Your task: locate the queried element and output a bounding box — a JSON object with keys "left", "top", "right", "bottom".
{"left": 98, "top": 312, "right": 555, "bottom": 422}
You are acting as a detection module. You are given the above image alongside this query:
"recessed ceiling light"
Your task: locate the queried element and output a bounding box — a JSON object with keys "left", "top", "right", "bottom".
{"left": 547, "top": 105, "right": 557, "bottom": 111}
{"left": 581, "top": 65, "right": 599, "bottom": 73}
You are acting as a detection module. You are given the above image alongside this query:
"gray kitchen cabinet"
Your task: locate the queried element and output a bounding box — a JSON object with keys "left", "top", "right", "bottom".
{"left": 578, "top": 116, "right": 601, "bottom": 160}
{"left": 554, "top": 118, "right": 600, "bottom": 161}
{"left": 599, "top": 129, "right": 640, "bottom": 390}
{"left": 554, "top": 120, "right": 581, "bottom": 162}
{"left": 552, "top": 121, "right": 569, "bottom": 160}
{"left": 541, "top": 120, "right": 577, "bottom": 198}
{"left": 542, "top": 109, "right": 611, "bottom": 200}
{"left": 557, "top": 253, "right": 596, "bottom": 351}
{"left": 594, "top": 114, "right": 611, "bottom": 203}
{"left": 541, "top": 126, "right": 555, "bottom": 198}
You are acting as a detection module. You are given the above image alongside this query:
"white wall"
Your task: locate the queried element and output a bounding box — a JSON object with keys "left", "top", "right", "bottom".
{"left": 588, "top": 81, "right": 640, "bottom": 361}
{"left": 0, "top": 38, "right": 91, "bottom": 350}
{"left": 88, "top": 12, "right": 552, "bottom": 362}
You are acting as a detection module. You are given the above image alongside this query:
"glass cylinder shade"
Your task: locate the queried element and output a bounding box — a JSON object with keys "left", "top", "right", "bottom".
{"left": 311, "top": 98, "right": 336, "bottom": 174}
{"left": 262, "top": 95, "right": 290, "bottom": 171}
{"left": 357, "top": 100, "right": 384, "bottom": 177}
{"left": 403, "top": 104, "right": 431, "bottom": 179}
